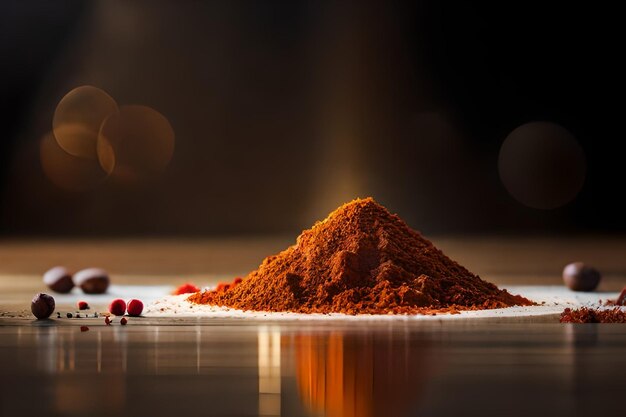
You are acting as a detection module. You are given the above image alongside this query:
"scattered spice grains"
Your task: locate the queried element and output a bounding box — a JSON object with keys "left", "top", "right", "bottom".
{"left": 188, "top": 198, "right": 533, "bottom": 315}
{"left": 602, "top": 287, "right": 626, "bottom": 306}
{"left": 560, "top": 307, "right": 626, "bottom": 323}
{"left": 173, "top": 283, "right": 201, "bottom": 295}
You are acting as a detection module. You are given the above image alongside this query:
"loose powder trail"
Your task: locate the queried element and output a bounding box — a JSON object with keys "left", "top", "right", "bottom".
{"left": 560, "top": 307, "right": 626, "bottom": 323}
{"left": 189, "top": 198, "right": 533, "bottom": 314}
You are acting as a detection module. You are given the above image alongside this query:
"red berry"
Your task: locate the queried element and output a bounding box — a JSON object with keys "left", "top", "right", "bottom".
{"left": 104, "top": 316, "right": 112, "bottom": 325}
{"left": 109, "top": 299, "right": 126, "bottom": 316}
{"left": 127, "top": 299, "right": 144, "bottom": 316}
{"left": 80, "top": 326, "right": 89, "bottom": 332}
{"left": 120, "top": 317, "right": 128, "bottom": 325}
{"left": 78, "top": 301, "right": 89, "bottom": 310}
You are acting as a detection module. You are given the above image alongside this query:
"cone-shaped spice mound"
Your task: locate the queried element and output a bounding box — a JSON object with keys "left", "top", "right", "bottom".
{"left": 189, "top": 198, "right": 533, "bottom": 314}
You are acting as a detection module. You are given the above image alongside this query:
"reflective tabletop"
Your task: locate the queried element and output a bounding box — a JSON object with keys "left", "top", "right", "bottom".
{"left": 1, "top": 320, "right": 625, "bottom": 417}
{"left": 1, "top": 237, "right": 625, "bottom": 417}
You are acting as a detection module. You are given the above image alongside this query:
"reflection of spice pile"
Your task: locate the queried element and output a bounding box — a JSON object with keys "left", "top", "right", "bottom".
{"left": 295, "top": 332, "right": 430, "bottom": 417}
{"left": 189, "top": 198, "right": 533, "bottom": 314}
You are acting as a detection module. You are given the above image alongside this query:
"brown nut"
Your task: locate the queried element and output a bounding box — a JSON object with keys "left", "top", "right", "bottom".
{"left": 31, "top": 293, "right": 55, "bottom": 319}
{"left": 73, "top": 268, "right": 110, "bottom": 294}
{"left": 563, "top": 262, "right": 601, "bottom": 292}
{"left": 43, "top": 266, "right": 74, "bottom": 293}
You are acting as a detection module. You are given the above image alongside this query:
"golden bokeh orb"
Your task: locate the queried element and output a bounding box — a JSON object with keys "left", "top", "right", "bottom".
{"left": 52, "top": 85, "right": 118, "bottom": 159}
{"left": 97, "top": 105, "right": 175, "bottom": 182}
{"left": 40, "top": 131, "right": 109, "bottom": 191}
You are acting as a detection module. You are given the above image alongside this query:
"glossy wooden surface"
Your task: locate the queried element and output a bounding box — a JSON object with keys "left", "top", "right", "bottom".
{"left": 1, "top": 321, "right": 625, "bottom": 417}
{"left": 1, "top": 237, "right": 625, "bottom": 417}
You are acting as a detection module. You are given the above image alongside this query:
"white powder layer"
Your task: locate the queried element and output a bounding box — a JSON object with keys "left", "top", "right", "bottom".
{"left": 145, "top": 286, "right": 623, "bottom": 321}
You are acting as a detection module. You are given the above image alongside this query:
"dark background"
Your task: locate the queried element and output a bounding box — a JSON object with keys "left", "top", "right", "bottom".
{"left": 1, "top": 0, "right": 624, "bottom": 237}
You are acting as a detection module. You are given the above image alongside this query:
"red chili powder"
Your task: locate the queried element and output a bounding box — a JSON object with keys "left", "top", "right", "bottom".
{"left": 604, "top": 287, "right": 626, "bottom": 306}
{"left": 560, "top": 307, "right": 626, "bottom": 323}
{"left": 173, "top": 283, "right": 201, "bottom": 295}
{"left": 188, "top": 198, "right": 533, "bottom": 314}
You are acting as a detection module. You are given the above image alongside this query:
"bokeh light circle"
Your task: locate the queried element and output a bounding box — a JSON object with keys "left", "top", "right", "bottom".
{"left": 40, "top": 132, "right": 109, "bottom": 192}
{"left": 498, "top": 121, "right": 586, "bottom": 209}
{"left": 97, "top": 105, "right": 175, "bottom": 182}
{"left": 52, "top": 85, "right": 118, "bottom": 159}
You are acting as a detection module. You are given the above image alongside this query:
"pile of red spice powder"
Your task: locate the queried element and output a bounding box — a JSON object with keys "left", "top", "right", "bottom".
{"left": 188, "top": 198, "right": 533, "bottom": 315}
{"left": 560, "top": 307, "right": 626, "bottom": 323}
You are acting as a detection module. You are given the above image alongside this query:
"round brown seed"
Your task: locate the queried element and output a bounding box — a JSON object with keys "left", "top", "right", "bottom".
{"left": 43, "top": 266, "right": 74, "bottom": 294}
{"left": 563, "top": 262, "right": 601, "bottom": 292}
{"left": 31, "top": 293, "right": 55, "bottom": 319}
{"left": 73, "top": 268, "right": 110, "bottom": 294}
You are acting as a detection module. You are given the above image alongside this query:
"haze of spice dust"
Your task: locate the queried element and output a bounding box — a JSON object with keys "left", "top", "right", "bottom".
{"left": 188, "top": 198, "right": 534, "bottom": 315}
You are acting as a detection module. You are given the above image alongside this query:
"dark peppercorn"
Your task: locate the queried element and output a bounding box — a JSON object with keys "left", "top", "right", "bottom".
{"left": 31, "top": 293, "right": 55, "bottom": 319}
